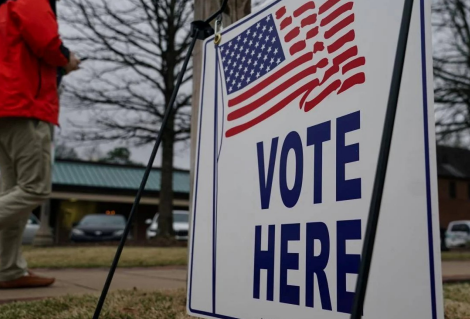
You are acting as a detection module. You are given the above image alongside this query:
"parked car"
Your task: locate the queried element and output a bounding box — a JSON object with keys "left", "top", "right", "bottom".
{"left": 445, "top": 220, "right": 470, "bottom": 249}
{"left": 22, "top": 214, "right": 40, "bottom": 245}
{"left": 146, "top": 211, "right": 189, "bottom": 241}
{"left": 70, "top": 214, "right": 127, "bottom": 242}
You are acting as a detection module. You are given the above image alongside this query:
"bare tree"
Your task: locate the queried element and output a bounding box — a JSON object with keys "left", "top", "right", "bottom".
{"left": 433, "top": 0, "right": 470, "bottom": 145}
{"left": 61, "top": 0, "right": 193, "bottom": 237}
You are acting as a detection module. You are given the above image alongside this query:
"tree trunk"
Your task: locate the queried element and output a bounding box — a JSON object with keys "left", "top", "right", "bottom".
{"left": 159, "top": 112, "right": 176, "bottom": 238}
{"left": 159, "top": 8, "right": 179, "bottom": 238}
{"left": 189, "top": 0, "right": 251, "bottom": 230}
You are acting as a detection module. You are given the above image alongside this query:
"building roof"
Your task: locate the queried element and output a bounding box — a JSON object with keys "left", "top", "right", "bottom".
{"left": 52, "top": 160, "right": 190, "bottom": 194}
{"left": 437, "top": 145, "right": 470, "bottom": 179}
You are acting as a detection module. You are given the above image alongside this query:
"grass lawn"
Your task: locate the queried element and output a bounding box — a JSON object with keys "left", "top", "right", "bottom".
{"left": 0, "top": 284, "right": 470, "bottom": 319}
{"left": 442, "top": 251, "right": 470, "bottom": 261}
{"left": 0, "top": 289, "right": 191, "bottom": 319}
{"left": 22, "top": 246, "right": 187, "bottom": 269}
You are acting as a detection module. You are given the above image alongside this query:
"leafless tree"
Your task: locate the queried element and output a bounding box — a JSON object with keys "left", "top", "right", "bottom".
{"left": 61, "top": 0, "right": 193, "bottom": 237}
{"left": 433, "top": 0, "right": 470, "bottom": 145}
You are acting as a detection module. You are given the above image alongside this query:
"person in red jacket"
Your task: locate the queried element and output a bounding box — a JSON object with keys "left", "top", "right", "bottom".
{"left": 0, "top": 0, "right": 80, "bottom": 288}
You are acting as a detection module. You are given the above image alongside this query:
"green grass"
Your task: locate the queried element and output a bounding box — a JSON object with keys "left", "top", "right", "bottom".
{"left": 0, "top": 289, "right": 191, "bottom": 319}
{"left": 22, "top": 247, "right": 188, "bottom": 269}
{"left": 442, "top": 251, "right": 470, "bottom": 261}
{"left": 445, "top": 283, "right": 470, "bottom": 318}
{"left": 0, "top": 285, "right": 469, "bottom": 319}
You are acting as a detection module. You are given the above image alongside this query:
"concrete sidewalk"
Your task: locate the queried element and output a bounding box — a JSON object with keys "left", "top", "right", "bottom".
{"left": 442, "top": 261, "right": 470, "bottom": 283}
{"left": 0, "top": 267, "right": 186, "bottom": 304}
{"left": 0, "top": 261, "right": 469, "bottom": 304}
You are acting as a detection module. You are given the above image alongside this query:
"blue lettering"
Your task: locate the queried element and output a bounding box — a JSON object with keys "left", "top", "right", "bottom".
{"left": 336, "top": 111, "right": 361, "bottom": 201}
{"left": 253, "top": 225, "right": 275, "bottom": 301}
{"left": 306, "top": 222, "right": 332, "bottom": 310}
{"left": 280, "top": 132, "right": 303, "bottom": 208}
{"left": 280, "top": 223, "right": 300, "bottom": 305}
{"left": 257, "top": 138, "right": 279, "bottom": 210}
{"left": 253, "top": 225, "right": 276, "bottom": 301}
{"left": 307, "top": 121, "right": 331, "bottom": 204}
{"left": 337, "top": 219, "right": 361, "bottom": 314}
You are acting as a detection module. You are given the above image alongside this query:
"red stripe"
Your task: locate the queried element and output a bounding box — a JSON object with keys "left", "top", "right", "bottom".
{"left": 226, "top": 81, "right": 315, "bottom": 138}
{"left": 299, "top": 79, "right": 320, "bottom": 108}
{"left": 342, "top": 57, "right": 365, "bottom": 74}
{"left": 301, "top": 14, "right": 318, "bottom": 27}
{"left": 304, "top": 80, "right": 341, "bottom": 112}
{"left": 319, "top": 0, "right": 341, "bottom": 15}
{"left": 285, "top": 27, "right": 300, "bottom": 42}
{"left": 320, "top": 2, "right": 353, "bottom": 27}
{"left": 276, "top": 6, "right": 287, "bottom": 19}
{"left": 290, "top": 40, "right": 306, "bottom": 55}
{"left": 228, "top": 52, "right": 313, "bottom": 107}
{"left": 314, "top": 41, "right": 325, "bottom": 53}
{"left": 338, "top": 72, "right": 366, "bottom": 94}
{"left": 281, "top": 16, "right": 292, "bottom": 30}
{"left": 320, "top": 64, "right": 340, "bottom": 85}
{"left": 294, "top": 2, "right": 315, "bottom": 17}
{"left": 327, "top": 30, "right": 355, "bottom": 53}
{"left": 306, "top": 26, "right": 319, "bottom": 39}
{"left": 316, "top": 58, "right": 329, "bottom": 69}
{"left": 325, "top": 14, "right": 355, "bottom": 39}
{"left": 333, "top": 46, "right": 357, "bottom": 65}
{"left": 228, "top": 64, "right": 320, "bottom": 121}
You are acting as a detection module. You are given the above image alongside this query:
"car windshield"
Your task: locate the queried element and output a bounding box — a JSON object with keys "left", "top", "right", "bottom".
{"left": 451, "top": 224, "right": 470, "bottom": 233}
{"left": 79, "top": 215, "right": 126, "bottom": 227}
{"left": 173, "top": 213, "right": 188, "bottom": 223}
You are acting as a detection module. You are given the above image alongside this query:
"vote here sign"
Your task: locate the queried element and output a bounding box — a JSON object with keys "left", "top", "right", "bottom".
{"left": 187, "top": 0, "right": 443, "bottom": 318}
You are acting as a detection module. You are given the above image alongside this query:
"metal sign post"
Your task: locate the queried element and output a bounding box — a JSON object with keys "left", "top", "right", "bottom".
{"left": 350, "top": 0, "right": 415, "bottom": 318}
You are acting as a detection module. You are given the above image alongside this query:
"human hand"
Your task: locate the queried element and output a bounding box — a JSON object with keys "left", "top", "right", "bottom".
{"left": 64, "top": 52, "right": 81, "bottom": 74}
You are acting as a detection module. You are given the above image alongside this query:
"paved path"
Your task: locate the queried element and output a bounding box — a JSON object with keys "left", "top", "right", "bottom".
{"left": 442, "top": 261, "right": 470, "bottom": 283}
{"left": 0, "top": 267, "right": 186, "bottom": 304}
{"left": 0, "top": 261, "right": 469, "bottom": 304}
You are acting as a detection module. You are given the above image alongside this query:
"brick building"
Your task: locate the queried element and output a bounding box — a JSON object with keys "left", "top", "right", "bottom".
{"left": 35, "top": 160, "right": 190, "bottom": 244}
{"left": 437, "top": 146, "right": 470, "bottom": 237}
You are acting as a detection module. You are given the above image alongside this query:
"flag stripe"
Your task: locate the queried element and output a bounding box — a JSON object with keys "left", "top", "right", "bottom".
{"left": 338, "top": 72, "right": 366, "bottom": 93}
{"left": 320, "top": 64, "right": 340, "bottom": 85}
{"left": 276, "top": 6, "right": 287, "bottom": 19}
{"left": 328, "top": 30, "right": 355, "bottom": 53}
{"left": 281, "top": 16, "right": 293, "bottom": 30}
{"left": 325, "top": 13, "right": 355, "bottom": 39}
{"left": 294, "top": 2, "right": 316, "bottom": 17}
{"left": 285, "top": 27, "right": 301, "bottom": 42}
{"left": 314, "top": 41, "right": 325, "bottom": 52}
{"left": 319, "top": 0, "right": 341, "bottom": 15}
{"left": 228, "top": 63, "right": 322, "bottom": 121}
{"left": 320, "top": 2, "right": 353, "bottom": 27}
{"left": 333, "top": 46, "right": 358, "bottom": 65}
{"left": 290, "top": 40, "right": 307, "bottom": 55}
{"left": 304, "top": 79, "right": 341, "bottom": 111}
{"left": 342, "top": 57, "right": 365, "bottom": 74}
{"left": 306, "top": 26, "right": 319, "bottom": 39}
{"left": 301, "top": 14, "right": 318, "bottom": 27}
{"left": 226, "top": 81, "right": 316, "bottom": 138}
{"left": 299, "top": 79, "right": 320, "bottom": 107}
{"left": 228, "top": 52, "right": 313, "bottom": 107}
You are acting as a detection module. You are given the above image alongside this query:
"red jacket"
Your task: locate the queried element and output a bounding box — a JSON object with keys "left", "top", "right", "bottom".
{"left": 0, "top": 0, "right": 69, "bottom": 125}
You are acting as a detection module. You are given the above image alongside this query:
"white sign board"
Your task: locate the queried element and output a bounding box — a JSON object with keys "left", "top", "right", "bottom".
{"left": 188, "top": 0, "right": 443, "bottom": 318}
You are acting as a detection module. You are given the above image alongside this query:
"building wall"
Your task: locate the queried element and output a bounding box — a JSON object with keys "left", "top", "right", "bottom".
{"left": 438, "top": 177, "right": 470, "bottom": 230}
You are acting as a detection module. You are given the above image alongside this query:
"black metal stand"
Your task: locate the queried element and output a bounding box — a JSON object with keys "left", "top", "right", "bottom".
{"left": 350, "top": 0, "right": 415, "bottom": 318}
{"left": 91, "top": 1, "right": 228, "bottom": 318}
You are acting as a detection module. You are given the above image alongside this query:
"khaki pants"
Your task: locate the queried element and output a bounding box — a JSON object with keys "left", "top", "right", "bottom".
{"left": 0, "top": 118, "right": 52, "bottom": 281}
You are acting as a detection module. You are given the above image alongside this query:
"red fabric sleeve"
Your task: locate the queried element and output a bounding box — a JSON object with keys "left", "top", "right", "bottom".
{"left": 12, "top": 0, "right": 69, "bottom": 67}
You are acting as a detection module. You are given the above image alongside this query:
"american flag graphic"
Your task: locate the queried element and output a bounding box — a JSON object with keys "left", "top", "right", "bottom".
{"left": 218, "top": 0, "right": 366, "bottom": 138}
